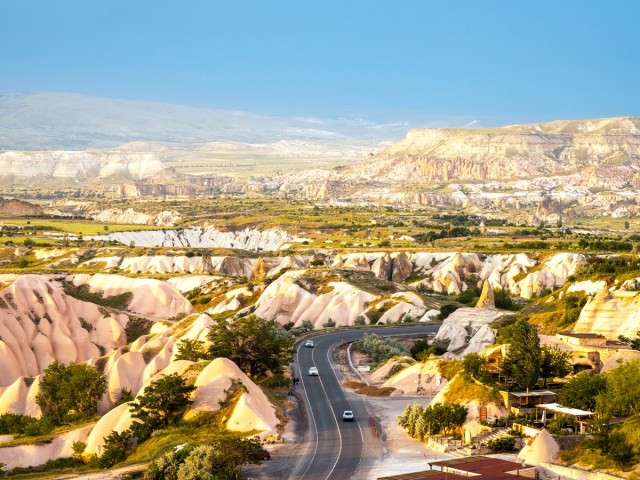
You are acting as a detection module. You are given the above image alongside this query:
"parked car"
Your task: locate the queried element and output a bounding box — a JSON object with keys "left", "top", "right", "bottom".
{"left": 305, "top": 340, "right": 315, "bottom": 348}
{"left": 251, "top": 448, "right": 271, "bottom": 461}
{"left": 342, "top": 410, "right": 354, "bottom": 422}
{"left": 308, "top": 367, "right": 319, "bottom": 376}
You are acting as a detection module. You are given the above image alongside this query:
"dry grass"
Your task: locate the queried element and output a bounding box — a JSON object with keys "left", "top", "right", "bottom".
{"left": 354, "top": 385, "right": 396, "bottom": 396}
{"left": 443, "top": 375, "right": 503, "bottom": 405}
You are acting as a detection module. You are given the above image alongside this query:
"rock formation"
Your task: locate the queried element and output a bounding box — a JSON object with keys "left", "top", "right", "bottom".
{"left": 475, "top": 280, "right": 495, "bottom": 309}
{"left": 354, "top": 117, "right": 640, "bottom": 184}
{"left": 573, "top": 285, "right": 640, "bottom": 339}
{"left": 0, "top": 198, "right": 44, "bottom": 216}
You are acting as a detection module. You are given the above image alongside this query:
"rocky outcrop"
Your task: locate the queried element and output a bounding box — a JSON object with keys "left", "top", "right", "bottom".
{"left": 87, "top": 226, "right": 299, "bottom": 251}
{"left": 475, "top": 281, "right": 495, "bottom": 309}
{"left": 0, "top": 150, "right": 165, "bottom": 180}
{"left": 573, "top": 286, "right": 640, "bottom": 339}
{"left": 91, "top": 208, "right": 181, "bottom": 226}
{"left": 0, "top": 198, "right": 44, "bottom": 216}
{"left": 355, "top": 117, "right": 640, "bottom": 184}
{"left": 433, "top": 308, "right": 504, "bottom": 357}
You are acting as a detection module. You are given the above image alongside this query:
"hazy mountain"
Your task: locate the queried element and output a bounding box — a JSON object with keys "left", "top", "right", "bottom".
{"left": 0, "top": 92, "right": 414, "bottom": 150}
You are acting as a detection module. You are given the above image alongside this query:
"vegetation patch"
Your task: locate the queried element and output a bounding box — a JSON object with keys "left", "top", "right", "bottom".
{"left": 443, "top": 375, "right": 503, "bottom": 405}
{"left": 62, "top": 282, "right": 133, "bottom": 311}
{"left": 437, "top": 359, "right": 461, "bottom": 380}
{"left": 354, "top": 385, "right": 396, "bottom": 396}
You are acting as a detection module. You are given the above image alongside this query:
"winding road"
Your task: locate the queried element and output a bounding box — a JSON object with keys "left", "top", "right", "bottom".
{"left": 289, "top": 325, "right": 438, "bottom": 480}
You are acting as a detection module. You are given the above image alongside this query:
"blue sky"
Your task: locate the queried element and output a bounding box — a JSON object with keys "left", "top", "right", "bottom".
{"left": 1, "top": 0, "right": 638, "bottom": 125}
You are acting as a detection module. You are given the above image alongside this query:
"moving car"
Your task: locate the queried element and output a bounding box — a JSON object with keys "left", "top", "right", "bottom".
{"left": 342, "top": 410, "right": 354, "bottom": 422}
{"left": 305, "top": 340, "right": 315, "bottom": 348}
{"left": 308, "top": 367, "right": 319, "bottom": 376}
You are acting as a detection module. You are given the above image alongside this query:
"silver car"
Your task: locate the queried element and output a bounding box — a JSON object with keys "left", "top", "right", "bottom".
{"left": 308, "top": 367, "right": 319, "bottom": 376}
{"left": 342, "top": 410, "right": 354, "bottom": 422}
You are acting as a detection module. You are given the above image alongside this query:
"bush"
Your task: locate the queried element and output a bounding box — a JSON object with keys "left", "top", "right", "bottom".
{"left": 145, "top": 447, "right": 194, "bottom": 480}
{"left": 437, "top": 304, "right": 459, "bottom": 321}
{"left": 411, "top": 338, "right": 449, "bottom": 359}
{"left": 96, "top": 430, "right": 132, "bottom": 468}
{"left": 487, "top": 435, "right": 516, "bottom": 452}
{"left": 322, "top": 318, "right": 337, "bottom": 328}
{"left": 360, "top": 333, "right": 411, "bottom": 364}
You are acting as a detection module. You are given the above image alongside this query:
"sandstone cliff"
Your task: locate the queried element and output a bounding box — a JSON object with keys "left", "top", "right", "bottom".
{"left": 355, "top": 116, "right": 640, "bottom": 183}
{"left": 0, "top": 198, "right": 43, "bottom": 216}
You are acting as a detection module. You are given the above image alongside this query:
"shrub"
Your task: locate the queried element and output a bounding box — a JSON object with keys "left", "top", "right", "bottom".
{"left": 360, "top": 333, "right": 411, "bottom": 364}
{"left": 322, "top": 318, "right": 337, "bottom": 328}
{"left": 96, "top": 430, "right": 132, "bottom": 468}
{"left": 487, "top": 435, "right": 516, "bottom": 452}
{"left": 437, "top": 304, "right": 459, "bottom": 321}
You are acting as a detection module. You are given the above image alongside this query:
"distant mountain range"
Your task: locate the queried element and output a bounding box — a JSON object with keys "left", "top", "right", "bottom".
{"left": 0, "top": 92, "right": 414, "bottom": 150}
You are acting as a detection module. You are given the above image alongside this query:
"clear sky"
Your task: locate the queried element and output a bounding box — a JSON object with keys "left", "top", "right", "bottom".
{"left": 1, "top": 0, "right": 638, "bottom": 125}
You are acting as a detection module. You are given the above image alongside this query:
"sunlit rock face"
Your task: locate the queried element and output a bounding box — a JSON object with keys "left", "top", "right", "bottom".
{"left": 354, "top": 117, "right": 640, "bottom": 183}
{"left": 0, "top": 151, "right": 165, "bottom": 180}
{"left": 87, "top": 226, "right": 298, "bottom": 251}
{"left": 573, "top": 285, "right": 640, "bottom": 339}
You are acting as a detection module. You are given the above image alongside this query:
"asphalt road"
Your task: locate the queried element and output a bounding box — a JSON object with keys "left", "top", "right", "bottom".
{"left": 289, "top": 325, "right": 438, "bottom": 480}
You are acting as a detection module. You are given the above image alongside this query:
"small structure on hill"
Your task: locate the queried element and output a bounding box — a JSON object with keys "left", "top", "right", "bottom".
{"left": 501, "top": 390, "right": 557, "bottom": 415}
{"left": 556, "top": 331, "right": 607, "bottom": 347}
{"left": 535, "top": 403, "right": 595, "bottom": 434}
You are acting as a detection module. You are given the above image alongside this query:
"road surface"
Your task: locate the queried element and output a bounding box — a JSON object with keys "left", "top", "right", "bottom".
{"left": 289, "top": 325, "right": 438, "bottom": 480}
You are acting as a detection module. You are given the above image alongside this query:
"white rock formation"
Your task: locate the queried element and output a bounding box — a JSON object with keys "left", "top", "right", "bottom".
{"left": 0, "top": 424, "right": 93, "bottom": 470}
{"left": 91, "top": 208, "right": 181, "bottom": 226}
{"left": 254, "top": 271, "right": 379, "bottom": 327}
{"left": 433, "top": 308, "right": 504, "bottom": 356}
{"left": 70, "top": 273, "right": 194, "bottom": 320}
{"left": 573, "top": 286, "right": 640, "bottom": 339}
{"left": 87, "top": 226, "right": 297, "bottom": 251}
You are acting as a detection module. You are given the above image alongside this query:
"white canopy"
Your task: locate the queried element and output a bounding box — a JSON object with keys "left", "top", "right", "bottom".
{"left": 537, "top": 403, "right": 594, "bottom": 417}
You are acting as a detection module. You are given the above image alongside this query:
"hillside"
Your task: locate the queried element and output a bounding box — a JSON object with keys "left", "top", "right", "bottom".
{"left": 352, "top": 116, "right": 640, "bottom": 184}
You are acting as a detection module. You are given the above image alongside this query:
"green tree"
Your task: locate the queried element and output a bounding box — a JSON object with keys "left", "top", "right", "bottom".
{"left": 607, "top": 430, "right": 635, "bottom": 469}
{"left": 494, "top": 288, "right": 517, "bottom": 310}
{"left": 145, "top": 446, "right": 195, "bottom": 480}
{"left": 175, "top": 339, "right": 209, "bottom": 362}
{"left": 558, "top": 374, "right": 607, "bottom": 412}
{"left": 539, "top": 346, "right": 572, "bottom": 387}
{"left": 97, "top": 430, "right": 132, "bottom": 468}
{"left": 36, "top": 361, "right": 107, "bottom": 424}
{"left": 595, "top": 359, "right": 640, "bottom": 417}
{"left": 461, "top": 353, "right": 487, "bottom": 380}
{"left": 129, "top": 373, "right": 195, "bottom": 440}
{"left": 438, "top": 403, "right": 468, "bottom": 434}
{"left": 500, "top": 319, "right": 541, "bottom": 389}
{"left": 207, "top": 315, "right": 291, "bottom": 377}
{"left": 618, "top": 331, "right": 640, "bottom": 350}
{"left": 177, "top": 438, "right": 263, "bottom": 480}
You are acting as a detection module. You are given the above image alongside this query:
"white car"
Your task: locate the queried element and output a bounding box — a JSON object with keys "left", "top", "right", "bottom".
{"left": 308, "top": 367, "right": 319, "bottom": 376}
{"left": 305, "top": 340, "right": 315, "bottom": 348}
{"left": 342, "top": 410, "right": 354, "bottom": 422}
